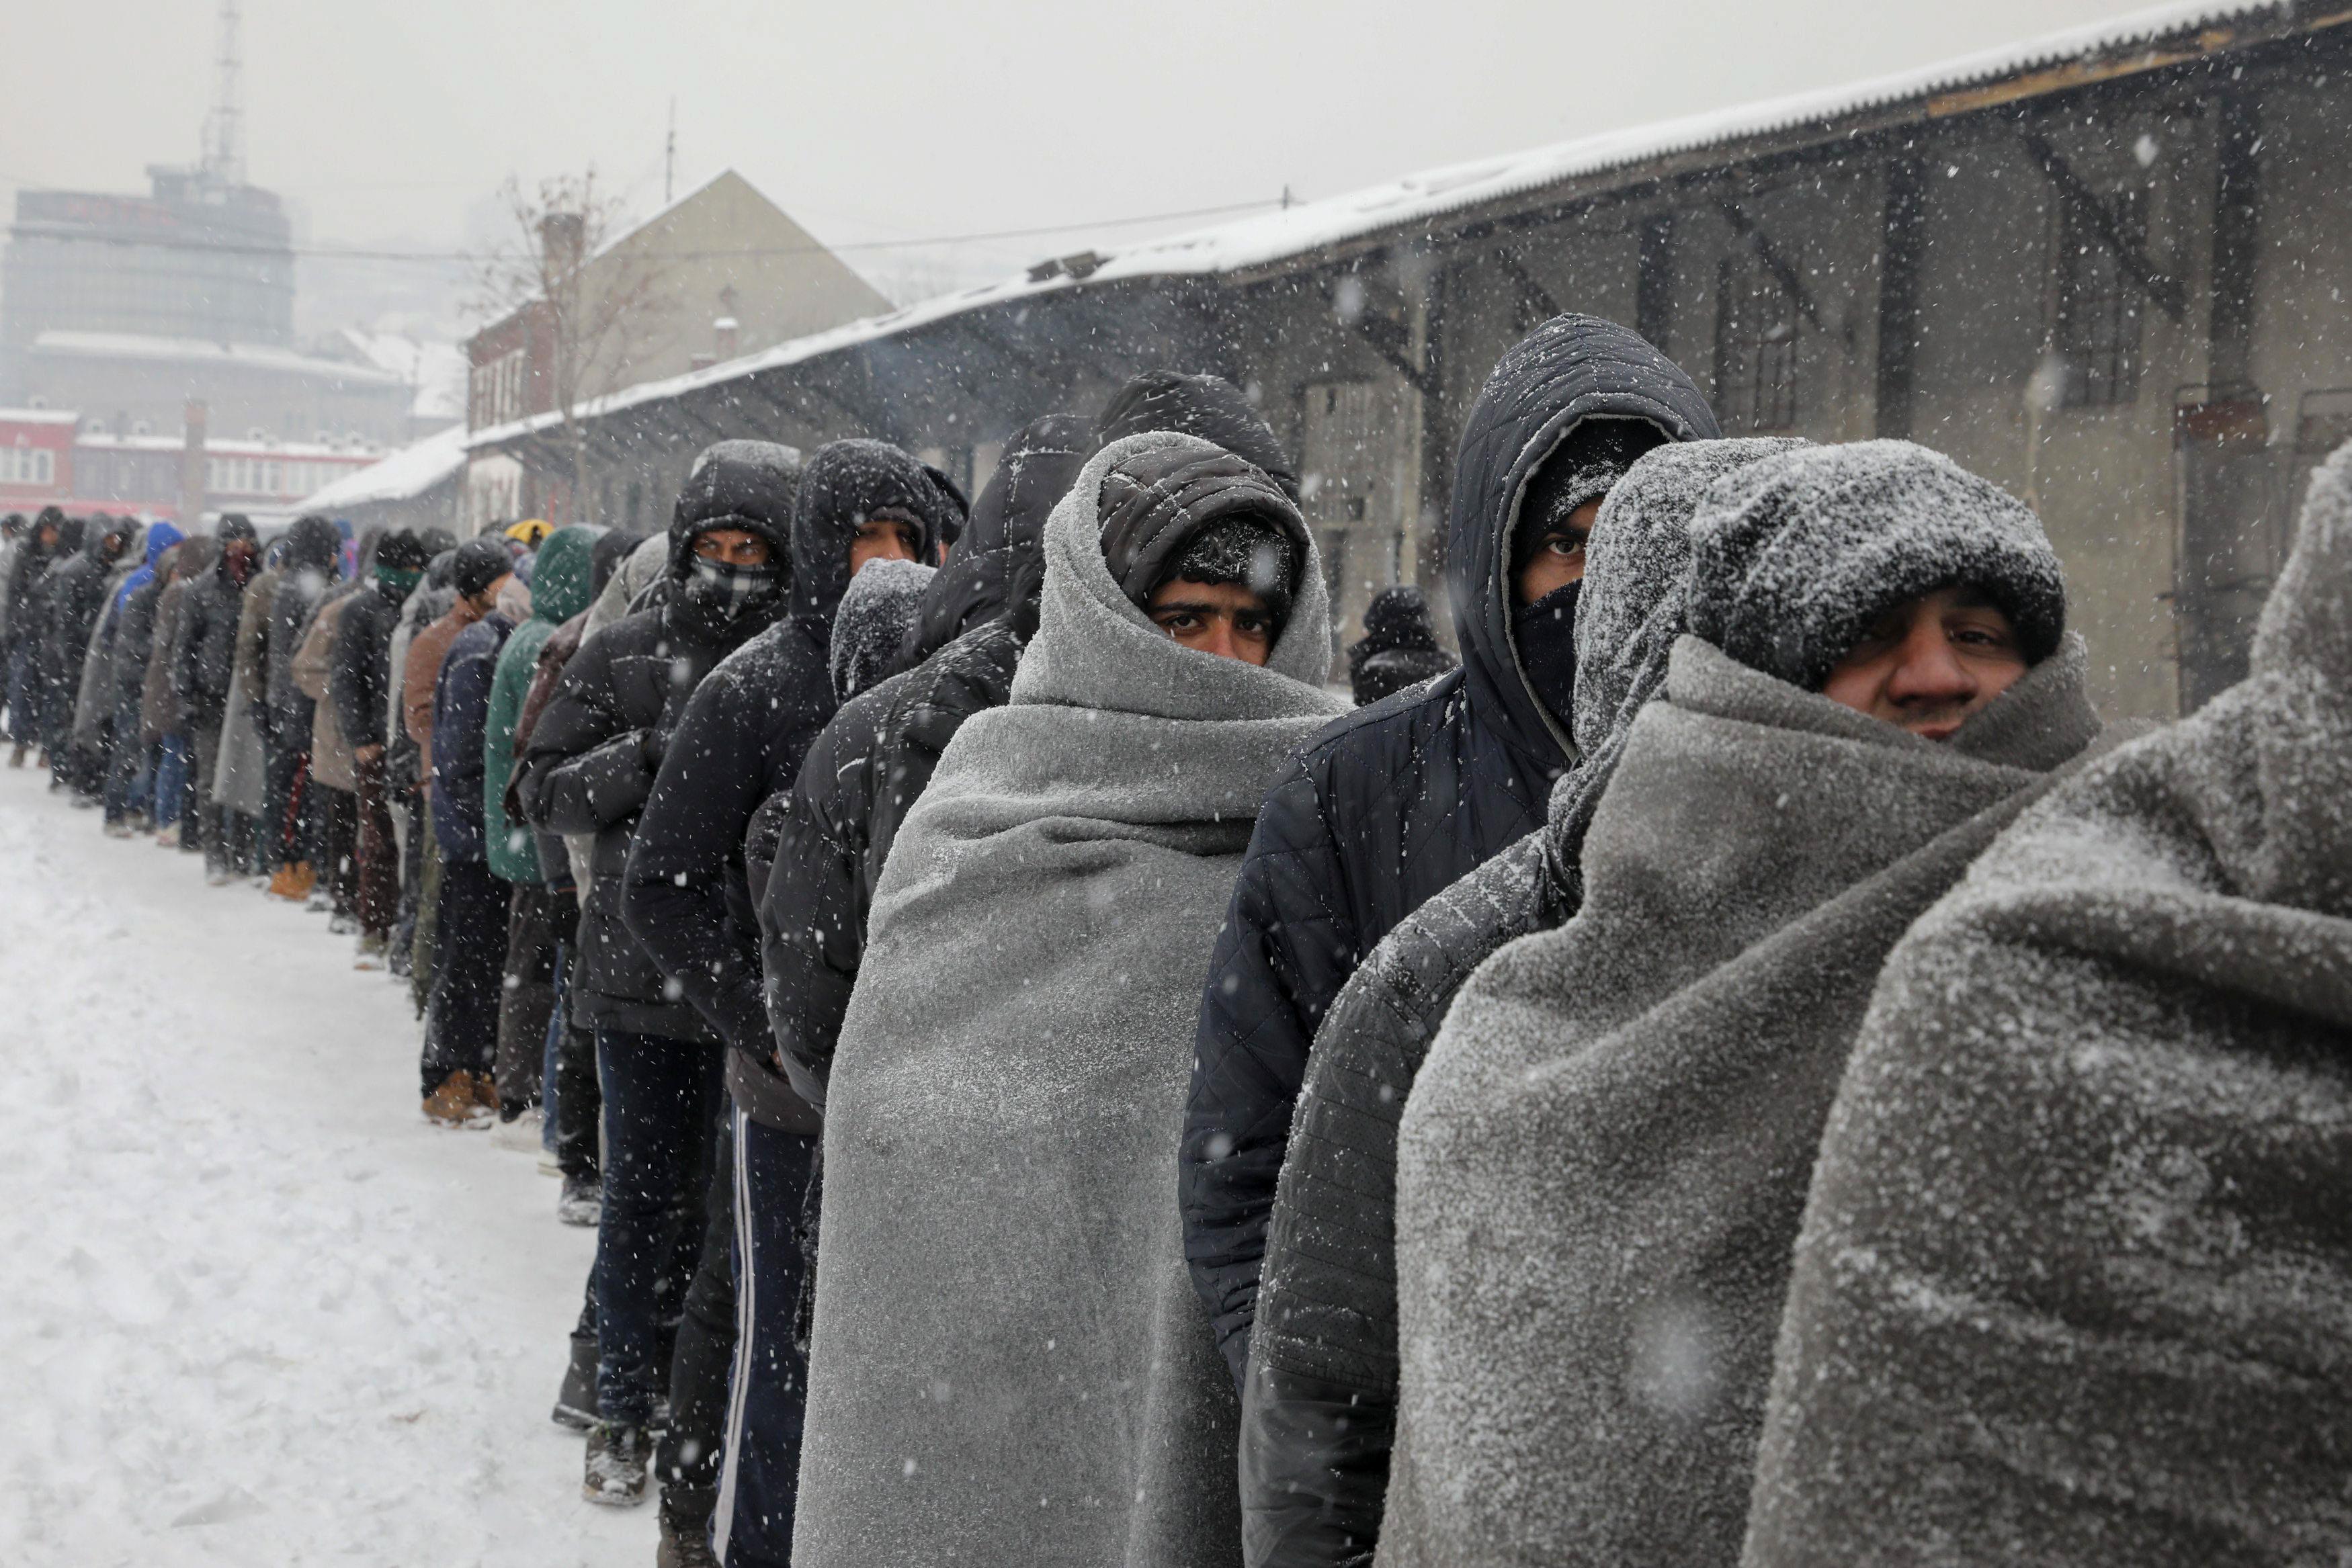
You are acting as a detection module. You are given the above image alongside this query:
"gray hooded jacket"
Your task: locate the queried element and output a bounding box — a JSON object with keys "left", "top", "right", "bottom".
{"left": 794, "top": 432, "right": 1348, "bottom": 1568}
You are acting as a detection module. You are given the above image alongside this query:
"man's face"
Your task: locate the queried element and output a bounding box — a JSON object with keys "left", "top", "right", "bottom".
{"left": 36, "top": 525, "right": 57, "bottom": 549}
{"left": 693, "top": 527, "right": 771, "bottom": 568}
{"left": 849, "top": 517, "right": 922, "bottom": 576}
{"left": 472, "top": 572, "right": 514, "bottom": 613}
{"left": 1820, "top": 587, "right": 2029, "bottom": 740}
{"left": 1516, "top": 497, "right": 1603, "bottom": 605}
{"left": 1147, "top": 578, "right": 1275, "bottom": 666}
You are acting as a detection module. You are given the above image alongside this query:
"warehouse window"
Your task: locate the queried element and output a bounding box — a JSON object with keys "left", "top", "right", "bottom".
{"left": 2054, "top": 187, "right": 2146, "bottom": 408}
{"left": 1714, "top": 249, "right": 1800, "bottom": 432}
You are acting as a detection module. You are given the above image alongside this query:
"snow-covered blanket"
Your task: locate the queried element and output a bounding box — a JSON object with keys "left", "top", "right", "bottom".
{"left": 1380, "top": 631, "right": 2101, "bottom": 1568}
{"left": 796, "top": 433, "right": 1347, "bottom": 1568}
{"left": 1742, "top": 444, "right": 2352, "bottom": 1566}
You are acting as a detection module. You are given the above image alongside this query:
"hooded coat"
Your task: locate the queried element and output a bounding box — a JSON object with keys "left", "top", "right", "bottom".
{"left": 1379, "top": 442, "right": 2103, "bottom": 1568}
{"left": 756, "top": 422, "right": 1087, "bottom": 1117}
{"left": 143, "top": 537, "right": 214, "bottom": 744}
{"left": 46, "top": 519, "right": 135, "bottom": 734}
{"left": 622, "top": 439, "right": 960, "bottom": 1106}
{"left": 894, "top": 412, "right": 1090, "bottom": 672}
{"left": 829, "top": 558, "right": 935, "bottom": 702}
{"left": 1740, "top": 444, "right": 2352, "bottom": 1567}
{"left": 1236, "top": 438, "right": 1803, "bottom": 1567}
{"left": 1345, "top": 586, "right": 1453, "bottom": 707}
{"left": 517, "top": 442, "right": 804, "bottom": 1045}
{"left": 112, "top": 536, "right": 179, "bottom": 721}
{"left": 1, "top": 508, "right": 65, "bottom": 654}
{"left": 264, "top": 515, "right": 343, "bottom": 746}
{"left": 173, "top": 517, "right": 259, "bottom": 731}
{"left": 430, "top": 610, "right": 515, "bottom": 863}
{"left": 1184, "top": 313, "right": 1721, "bottom": 1385}
{"left": 71, "top": 527, "right": 150, "bottom": 746}
{"left": 792, "top": 431, "right": 1348, "bottom": 1568}
{"left": 483, "top": 524, "right": 602, "bottom": 883}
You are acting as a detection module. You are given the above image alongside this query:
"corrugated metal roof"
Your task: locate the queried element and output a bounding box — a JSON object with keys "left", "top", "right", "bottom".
{"left": 470, "top": 0, "right": 2310, "bottom": 452}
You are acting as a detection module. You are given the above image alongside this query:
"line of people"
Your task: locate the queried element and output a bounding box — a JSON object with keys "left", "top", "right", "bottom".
{"left": 7, "top": 307, "right": 2345, "bottom": 1568}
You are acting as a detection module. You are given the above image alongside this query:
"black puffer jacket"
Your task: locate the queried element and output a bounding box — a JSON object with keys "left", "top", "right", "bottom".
{"left": 894, "top": 412, "right": 1089, "bottom": 672}
{"left": 1181, "top": 314, "right": 1719, "bottom": 1387}
{"left": 331, "top": 575, "right": 407, "bottom": 750}
{"left": 623, "top": 439, "right": 964, "bottom": 1129}
{"left": 44, "top": 519, "right": 133, "bottom": 714}
{"left": 517, "top": 443, "right": 804, "bottom": 1045}
{"left": 173, "top": 517, "right": 260, "bottom": 728}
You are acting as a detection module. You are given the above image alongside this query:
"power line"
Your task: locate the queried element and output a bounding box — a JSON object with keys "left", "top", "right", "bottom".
{"left": 3, "top": 197, "right": 1287, "bottom": 267}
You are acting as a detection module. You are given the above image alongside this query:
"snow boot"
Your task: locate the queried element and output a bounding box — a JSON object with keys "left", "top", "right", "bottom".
{"left": 558, "top": 1172, "right": 603, "bottom": 1227}
{"left": 583, "top": 1422, "right": 651, "bottom": 1507}
{"left": 551, "top": 1330, "right": 598, "bottom": 1430}
{"left": 423, "top": 1072, "right": 495, "bottom": 1129}
{"left": 267, "top": 861, "right": 316, "bottom": 902}
{"left": 328, "top": 909, "right": 359, "bottom": 934}
{"left": 353, "top": 932, "right": 388, "bottom": 969}
{"left": 657, "top": 1485, "right": 720, "bottom": 1568}
{"left": 104, "top": 820, "right": 134, "bottom": 838}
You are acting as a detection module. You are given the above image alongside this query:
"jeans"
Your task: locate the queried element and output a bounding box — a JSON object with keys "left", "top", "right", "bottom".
{"left": 103, "top": 698, "right": 153, "bottom": 824}
{"left": 714, "top": 1108, "right": 816, "bottom": 1567}
{"left": 593, "top": 1030, "right": 722, "bottom": 1426}
{"left": 420, "top": 856, "right": 508, "bottom": 1096}
{"left": 152, "top": 734, "right": 191, "bottom": 830}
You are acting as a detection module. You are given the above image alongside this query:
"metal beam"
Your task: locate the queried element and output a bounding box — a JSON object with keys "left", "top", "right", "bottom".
{"left": 1491, "top": 247, "right": 1562, "bottom": 326}
{"left": 2020, "top": 130, "right": 2187, "bottom": 322}
{"left": 1320, "top": 277, "right": 1439, "bottom": 398}
{"left": 1715, "top": 199, "right": 1828, "bottom": 333}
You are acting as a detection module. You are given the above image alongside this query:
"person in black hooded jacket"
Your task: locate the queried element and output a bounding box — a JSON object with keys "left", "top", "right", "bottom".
{"left": 1346, "top": 584, "right": 1453, "bottom": 705}
{"left": 618, "top": 437, "right": 962, "bottom": 1558}
{"left": 515, "top": 440, "right": 804, "bottom": 1511}
{"left": 44, "top": 513, "right": 137, "bottom": 793}
{"left": 7, "top": 507, "right": 67, "bottom": 760}
{"left": 261, "top": 515, "right": 344, "bottom": 886}
{"left": 1181, "top": 314, "right": 1720, "bottom": 1389}
{"left": 173, "top": 515, "right": 260, "bottom": 871}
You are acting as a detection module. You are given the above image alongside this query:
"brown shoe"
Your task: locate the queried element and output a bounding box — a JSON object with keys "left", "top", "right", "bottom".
{"left": 267, "top": 861, "right": 317, "bottom": 901}
{"left": 472, "top": 1072, "right": 502, "bottom": 1115}
{"left": 423, "top": 1071, "right": 494, "bottom": 1129}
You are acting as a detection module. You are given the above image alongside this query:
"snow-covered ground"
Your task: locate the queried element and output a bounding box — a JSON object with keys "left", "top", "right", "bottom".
{"left": 0, "top": 768, "right": 655, "bottom": 1567}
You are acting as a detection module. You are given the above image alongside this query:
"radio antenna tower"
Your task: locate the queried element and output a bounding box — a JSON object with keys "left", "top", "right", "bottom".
{"left": 202, "top": 0, "right": 245, "bottom": 185}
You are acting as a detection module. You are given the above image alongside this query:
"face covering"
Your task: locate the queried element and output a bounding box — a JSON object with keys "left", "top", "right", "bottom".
{"left": 224, "top": 547, "right": 257, "bottom": 587}
{"left": 376, "top": 564, "right": 423, "bottom": 599}
{"left": 681, "top": 555, "right": 782, "bottom": 619}
{"left": 1514, "top": 578, "right": 1582, "bottom": 728}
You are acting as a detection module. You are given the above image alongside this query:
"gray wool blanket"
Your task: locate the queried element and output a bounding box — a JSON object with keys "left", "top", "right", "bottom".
{"left": 796, "top": 432, "right": 1349, "bottom": 1568}
{"left": 1378, "top": 631, "right": 2101, "bottom": 1568}
{"left": 1742, "top": 446, "right": 2352, "bottom": 1566}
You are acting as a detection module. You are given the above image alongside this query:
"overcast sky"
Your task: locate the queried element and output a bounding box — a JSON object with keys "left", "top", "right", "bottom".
{"left": 3, "top": 0, "right": 2179, "bottom": 318}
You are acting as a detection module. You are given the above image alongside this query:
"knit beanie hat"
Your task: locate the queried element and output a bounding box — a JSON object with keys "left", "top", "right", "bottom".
{"left": 451, "top": 535, "right": 513, "bottom": 601}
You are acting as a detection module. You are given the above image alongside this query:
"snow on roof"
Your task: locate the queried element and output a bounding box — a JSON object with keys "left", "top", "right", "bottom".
{"left": 469, "top": 0, "right": 2294, "bottom": 453}
{"left": 77, "top": 432, "right": 385, "bottom": 459}
{"left": 294, "top": 423, "right": 468, "bottom": 511}
{"left": 30, "top": 331, "right": 409, "bottom": 386}
{"left": 335, "top": 331, "right": 469, "bottom": 421}
{"left": 0, "top": 407, "right": 82, "bottom": 425}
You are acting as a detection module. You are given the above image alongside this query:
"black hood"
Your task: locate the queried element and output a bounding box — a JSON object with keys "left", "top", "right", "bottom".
{"left": 1097, "top": 369, "right": 1298, "bottom": 500}
{"left": 282, "top": 514, "right": 343, "bottom": 574}
{"left": 212, "top": 514, "right": 259, "bottom": 580}
{"left": 589, "top": 529, "right": 646, "bottom": 600}
{"left": 898, "top": 412, "right": 1092, "bottom": 670}
{"left": 1443, "top": 312, "right": 1719, "bottom": 769}
{"left": 669, "top": 439, "right": 805, "bottom": 580}
{"left": 790, "top": 439, "right": 964, "bottom": 630}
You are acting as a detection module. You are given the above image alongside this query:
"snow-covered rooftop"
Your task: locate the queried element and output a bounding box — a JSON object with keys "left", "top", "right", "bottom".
{"left": 335, "top": 331, "right": 469, "bottom": 422}
{"left": 468, "top": 0, "right": 2299, "bottom": 454}
{"left": 294, "top": 423, "right": 468, "bottom": 512}
{"left": 31, "top": 331, "right": 409, "bottom": 386}
{"left": 0, "top": 407, "right": 81, "bottom": 426}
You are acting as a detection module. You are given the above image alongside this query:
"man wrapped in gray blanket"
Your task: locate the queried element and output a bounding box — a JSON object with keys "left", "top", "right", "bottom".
{"left": 1743, "top": 441, "right": 2352, "bottom": 1565}
{"left": 1381, "top": 440, "right": 2109, "bottom": 1568}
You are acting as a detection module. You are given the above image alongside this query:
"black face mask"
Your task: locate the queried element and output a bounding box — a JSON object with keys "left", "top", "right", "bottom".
{"left": 1513, "top": 578, "right": 1582, "bottom": 728}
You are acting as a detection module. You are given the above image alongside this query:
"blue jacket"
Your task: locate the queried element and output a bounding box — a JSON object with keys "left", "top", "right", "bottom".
{"left": 429, "top": 612, "right": 513, "bottom": 863}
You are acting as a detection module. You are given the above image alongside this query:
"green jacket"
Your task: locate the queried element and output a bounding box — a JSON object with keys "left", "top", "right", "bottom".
{"left": 485, "top": 524, "right": 603, "bottom": 883}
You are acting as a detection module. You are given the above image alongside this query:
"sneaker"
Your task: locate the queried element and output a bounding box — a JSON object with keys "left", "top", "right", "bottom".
{"left": 422, "top": 1072, "right": 495, "bottom": 1129}
{"left": 305, "top": 887, "right": 334, "bottom": 914}
{"left": 206, "top": 867, "right": 236, "bottom": 887}
{"left": 536, "top": 1147, "right": 562, "bottom": 1178}
{"left": 557, "top": 1173, "right": 603, "bottom": 1227}
{"left": 657, "top": 1485, "right": 720, "bottom": 1568}
{"left": 490, "top": 1107, "right": 543, "bottom": 1152}
{"left": 70, "top": 791, "right": 99, "bottom": 810}
{"left": 551, "top": 1330, "right": 598, "bottom": 1431}
{"left": 154, "top": 822, "right": 181, "bottom": 848}
{"left": 327, "top": 910, "right": 359, "bottom": 935}
{"left": 583, "top": 1422, "right": 651, "bottom": 1507}
{"left": 103, "top": 821, "right": 134, "bottom": 838}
